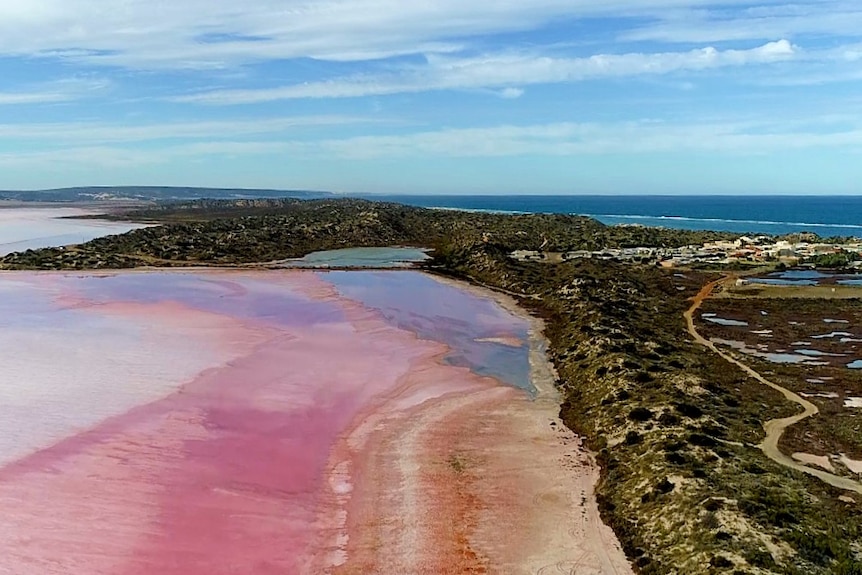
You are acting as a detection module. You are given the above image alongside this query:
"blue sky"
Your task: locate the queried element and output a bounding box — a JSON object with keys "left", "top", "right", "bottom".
{"left": 1, "top": 0, "right": 861, "bottom": 194}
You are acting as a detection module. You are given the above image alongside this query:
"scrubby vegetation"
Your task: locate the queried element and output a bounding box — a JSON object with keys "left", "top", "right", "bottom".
{"left": 0, "top": 198, "right": 733, "bottom": 270}
{"left": 805, "top": 252, "right": 859, "bottom": 268}
{"left": 438, "top": 250, "right": 862, "bottom": 574}
{"left": 3, "top": 198, "right": 861, "bottom": 574}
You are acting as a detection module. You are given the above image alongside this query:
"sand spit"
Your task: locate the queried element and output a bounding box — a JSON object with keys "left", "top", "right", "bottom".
{"left": 315, "top": 275, "right": 634, "bottom": 575}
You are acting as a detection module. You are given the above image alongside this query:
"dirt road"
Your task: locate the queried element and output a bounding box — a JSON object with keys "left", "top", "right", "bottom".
{"left": 685, "top": 278, "right": 862, "bottom": 495}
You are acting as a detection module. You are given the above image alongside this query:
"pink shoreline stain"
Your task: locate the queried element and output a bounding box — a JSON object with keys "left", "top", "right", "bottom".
{"left": 0, "top": 270, "right": 528, "bottom": 574}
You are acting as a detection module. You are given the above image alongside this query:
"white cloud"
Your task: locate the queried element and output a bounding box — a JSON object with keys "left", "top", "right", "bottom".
{"left": 735, "top": 41, "right": 862, "bottom": 86}
{"left": 624, "top": 1, "right": 862, "bottom": 43}
{"left": 0, "top": 115, "right": 375, "bottom": 144}
{"left": 0, "top": 0, "right": 815, "bottom": 69}
{"left": 4, "top": 118, "right": 860, "bottom": 169}
{"left": 0, "top": 140, "right": 300, "bottom": 168}
{"left": 173, "top": 40, "right": 797, "bottom": 103}
{"left": 0, "top": 146, "right": 162, "bottom": 169}
{"left": 0, "top": 78, "right": 108, "bottom": 106}
{"left": 302, "top": 120, "right": 862, "bottom": 159}
{"left": 0, "top": 1, "right": 580, "bottom": 66}
{"left": 0, "top": 91, "right": 72, "bottom": 105}
{"left": 499, "top": 87, "right": 525, "bottom": 99}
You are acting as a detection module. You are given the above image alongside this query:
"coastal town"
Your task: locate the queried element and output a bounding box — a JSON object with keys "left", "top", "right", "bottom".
{"left": 512, "top": 234, "right": 862, "bottom": 268}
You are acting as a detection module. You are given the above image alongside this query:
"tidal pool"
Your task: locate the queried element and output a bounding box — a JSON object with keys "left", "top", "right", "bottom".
{"left": 0, "top": 269, "right": 533, "bottom": 574}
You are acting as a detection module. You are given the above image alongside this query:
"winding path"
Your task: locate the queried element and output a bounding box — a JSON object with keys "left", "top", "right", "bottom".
{"left": 684, "top": 277, "right": 862, "bottom": 495}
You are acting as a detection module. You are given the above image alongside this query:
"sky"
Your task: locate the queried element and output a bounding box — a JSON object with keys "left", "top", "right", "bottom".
{"left": 0, "top": 0, "right": 861, "bottom": 195}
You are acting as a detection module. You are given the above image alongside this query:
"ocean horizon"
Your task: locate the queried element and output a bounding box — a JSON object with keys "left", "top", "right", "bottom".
{"left": 358, "top": 194, "right": 862, "bottom": 238}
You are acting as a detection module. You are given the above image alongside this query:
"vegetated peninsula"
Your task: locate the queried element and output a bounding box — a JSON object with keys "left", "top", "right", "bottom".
{"left": 4, "top": 198, "right": 862, "bottom": 574}
{"left": 0, "top": 186, "right": 330, "bottom": 204}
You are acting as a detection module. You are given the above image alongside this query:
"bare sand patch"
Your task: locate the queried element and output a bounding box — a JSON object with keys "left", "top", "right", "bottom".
{"left": 840, "top": 455, "right": 862, "bottom": 475}
{"left": 792, "top": 452, "right": 836, "bottom": 472}
{"left": 845, "top": 397, "right": 862, "bottom": 408}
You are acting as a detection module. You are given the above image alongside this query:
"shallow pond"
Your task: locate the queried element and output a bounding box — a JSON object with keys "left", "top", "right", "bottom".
{"left": 749, "top": 269, "right": 862, "bottom": 287}
{"left": 279, "top": 247, "right": 431, "bottom": 268}
{"left": 749, "top": 269, "right": 825, "bottom": 286}
{"left": 714, "top": 338, "right": 843, "bottom": 365}
{"left": 795, "top": 349, "right": 845, "bottom": 357}
{"left": 703, "top": 316, "right": 749, "bottom": 327}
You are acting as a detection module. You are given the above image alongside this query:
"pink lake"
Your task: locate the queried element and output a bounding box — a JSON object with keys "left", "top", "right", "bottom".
{"left": 0, "top": 207, "right": 149, "bottom": 256}
{"left": 0, "top": 269, "right": 530, "bottom": 574}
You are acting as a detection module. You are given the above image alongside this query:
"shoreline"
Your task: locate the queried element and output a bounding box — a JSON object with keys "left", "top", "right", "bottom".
{"left": 436, "top": 272, "right": 635, "bottom": 572}
{"left": 315, "top": 270, "right": 634, "bottom": 573}
{"left": 0, "top": 264, "right": 634, "bottom": 573}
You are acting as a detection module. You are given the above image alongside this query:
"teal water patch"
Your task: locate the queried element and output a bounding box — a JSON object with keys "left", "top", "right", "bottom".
{"left": 703, "top": 316, "right": 749, "bottom": 327}
{"left": 750, "top": 270, "right": 862, "bottom": 287}
{"left": 279, "top": 247, "right": 430, "bottom": 269}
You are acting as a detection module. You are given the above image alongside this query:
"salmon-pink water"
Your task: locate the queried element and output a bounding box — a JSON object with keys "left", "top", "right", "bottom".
{"left": 0, "top": 269, "right": 530, "bottom": 574}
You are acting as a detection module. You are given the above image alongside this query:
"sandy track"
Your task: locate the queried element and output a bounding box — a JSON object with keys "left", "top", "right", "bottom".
{"left": 312, "top": 276, "right": 634, "bottom": 575}
{"left": 685, "top": 278, "right": 862, "bottom": 495}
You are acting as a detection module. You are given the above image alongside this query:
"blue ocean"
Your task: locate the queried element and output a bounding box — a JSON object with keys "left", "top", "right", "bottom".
{"left": 362, "top": 195, "right": 862, "bottom": 238}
